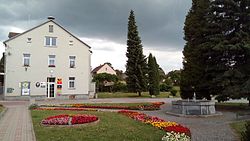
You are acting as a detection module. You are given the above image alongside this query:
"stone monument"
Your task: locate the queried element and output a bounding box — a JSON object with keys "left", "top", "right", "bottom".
{"left": 168, "top": 90, "right": 220, "bottom": 117}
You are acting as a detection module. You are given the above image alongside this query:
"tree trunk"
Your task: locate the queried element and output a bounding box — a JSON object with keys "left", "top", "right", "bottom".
{"left": 138, "top": 91, "right": 141, "bottom": 96}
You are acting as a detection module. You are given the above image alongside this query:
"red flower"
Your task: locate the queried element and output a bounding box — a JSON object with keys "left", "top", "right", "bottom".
{"left": 164, "top": 125, "right": 191, "bottom": 137}
{"left": 41, "top": 114, "right": 98, "bottom": 125}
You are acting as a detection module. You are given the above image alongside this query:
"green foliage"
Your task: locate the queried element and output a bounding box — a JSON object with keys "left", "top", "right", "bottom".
{"left": 160, "top": 83, "right": 172, "bottom": 92}
{"left": 241, "top": 121, "right": 250, "bottom": 141}
{"left": 166, "top": 70, "right": 181, "bottom": 86}
{"left": 0, "top": 53, "right": 4, "bottom": 73}
{"left": 181, "top": 0, "right": 250, "bottom": 103}
{"left": 148, "top": 53, "right": 160, "bottom": 96}
{"left": 113, "top": 82, "right": 127, "bottom": 92}
{"left": 125, "top": 10, "right": 147, "bottom": 96}
{"left": 170, "top": 89, "right": 177, "bottom": 97}
{"left": 92, "top": 73, "right": 118, "bottom": 92}
{"left": 29, "top": 103, "right": 39, "bottom": 110}
{"left": 181, "top": 0, "right": 210, "bottom": 99}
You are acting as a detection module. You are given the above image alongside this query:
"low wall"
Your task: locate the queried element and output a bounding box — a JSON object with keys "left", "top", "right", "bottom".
{"left": 172, "top": 100, "right": 216, "bottom": 115}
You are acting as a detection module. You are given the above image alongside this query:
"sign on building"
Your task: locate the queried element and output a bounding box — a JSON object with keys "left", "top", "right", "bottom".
{"left": 21, "top": 81, "right": 30, "bottom": 96}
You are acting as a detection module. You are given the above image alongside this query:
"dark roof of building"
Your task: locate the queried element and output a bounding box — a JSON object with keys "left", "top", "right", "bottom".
{"left": 92, "top": 64, "right": 105, "bottom": 73}
{"left": 3, "top": 19, "right": 91, "bottom": 49}
{"left": 8, "top": 32, "right": 20, "bottom": 38}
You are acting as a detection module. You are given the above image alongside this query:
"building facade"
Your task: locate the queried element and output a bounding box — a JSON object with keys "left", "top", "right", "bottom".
{"left": 3, "top": 17, "right": 92, "bottom": 100}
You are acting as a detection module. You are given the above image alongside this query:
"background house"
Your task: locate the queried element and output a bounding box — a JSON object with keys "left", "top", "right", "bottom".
{"left": 92, "top": 63, "right": 116, "bottom": 75}
{"left": 3, "top": 17, "right": 92, "bottom": 100}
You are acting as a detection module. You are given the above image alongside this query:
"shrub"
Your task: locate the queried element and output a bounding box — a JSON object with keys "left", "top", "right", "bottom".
{"left": 29, "top": 103, "right": 39, "bottom": 110}
{"left": 241, "top": 121, "right": 250, "bottom": 141}
{"left": 113, "top": 82, "right": 127, "bottom": 92}
{"left": 160, "top": 83, "right": 172, "bottom": 92}
{"left": 170, "top": 89, "right": 177, "bottom": 96}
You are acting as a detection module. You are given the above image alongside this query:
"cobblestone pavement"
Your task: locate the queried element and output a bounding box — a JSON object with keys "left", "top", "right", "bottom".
{"left": 143, "top": 104, "right": 240, "bottom": 141}
{"left": 0, "top": 101, "right": 36, "bottom": 141}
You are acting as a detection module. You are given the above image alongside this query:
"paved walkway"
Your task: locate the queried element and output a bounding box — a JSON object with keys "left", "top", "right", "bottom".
{"left": 0, "top": 101, "right": 35, "bottom": 141}
{"left": 143, "top": 104, "right": 240, "bottom": 141}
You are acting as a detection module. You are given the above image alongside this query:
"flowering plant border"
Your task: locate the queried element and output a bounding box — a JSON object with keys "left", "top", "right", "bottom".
{"left": 118, "top": 110, "right": 191, "bottom": 139}
{"left": 41, "top": 114, "right": 99, "bottom": 126}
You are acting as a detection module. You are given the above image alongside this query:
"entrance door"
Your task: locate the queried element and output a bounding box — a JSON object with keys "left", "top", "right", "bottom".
{"left": 47, "top": 77, "right": 55, "bottom": 98}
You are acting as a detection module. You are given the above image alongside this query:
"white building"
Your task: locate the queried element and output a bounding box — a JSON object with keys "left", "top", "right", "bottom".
{"left": 3, "top": 17, "right": 92, "bottom": 100}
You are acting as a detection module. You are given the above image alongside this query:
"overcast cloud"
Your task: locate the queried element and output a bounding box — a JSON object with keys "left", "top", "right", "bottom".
{"left": 0, "top": 0, "right": 192, "bottom": 73}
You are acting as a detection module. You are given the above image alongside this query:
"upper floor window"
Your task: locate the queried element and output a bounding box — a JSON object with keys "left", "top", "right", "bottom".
{"left": 23, "top": 53, "right": 30, "bottom": 66}
{"left": 49, "top": 25, "right": 53, "bottom": 33}
{"left": 69, "top": 56, "right": 76, "bottom": 68}
{"left": 48, "top": 55, "right": 55, "bottom": 67}
{"left": 45, "top": 36, "right": 57, "bottom": 46}
{"left": 69, "top": 40, "right": 73, "bottom": 46}
{"left": 69, "top": 77, "right": 75, "bottom": 89}
{"left": 27, "top": 38, "right": 32, "bottom": 43}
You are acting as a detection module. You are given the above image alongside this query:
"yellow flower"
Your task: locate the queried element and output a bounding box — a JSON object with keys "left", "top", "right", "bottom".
{"left": 150, "top": 121, "right": 178, "bottom": 129}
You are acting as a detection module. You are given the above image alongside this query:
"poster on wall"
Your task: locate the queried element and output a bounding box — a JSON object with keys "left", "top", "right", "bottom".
{"left": 57, "top": 78, "right": 62, "bottom": 96}
{"left": 21, "top": 81, "right": 30, "bottom": 96}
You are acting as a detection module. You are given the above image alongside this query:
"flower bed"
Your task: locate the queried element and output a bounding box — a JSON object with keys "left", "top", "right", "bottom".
{"left": 118, "top": 110, "right": 191, "bottom": 140}
{"left": 58, "top": 102, "right": 165, "bottom": 110}
{"left": 35, "top": 107, "right": 97, "bottom": 111}
{"left": 41, "top": 114, "right": 98, "bottom": 126}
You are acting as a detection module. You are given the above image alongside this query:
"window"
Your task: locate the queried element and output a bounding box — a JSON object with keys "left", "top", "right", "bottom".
{"left": 48, "top": 55, "right": 55, "bottom": 67}
{"left": 23, "top": 54, "right": 30, "bottom": 66}
{"left": 69, "top": 56, "right": 76, "bottom": 68}
{"left": 27, "top": 38, "right": 32, "bottom": 43}
{"left": 45, "top": 36, "right": 57, "bottom": 46}
{"left": 69, "top": 40, "right": 73, "bottom": 46}
{"left": 49, "top": 25, "right": 53, "bottom": 33}
{"left": 69, "top": 77, "right": 75, "bottom": 89}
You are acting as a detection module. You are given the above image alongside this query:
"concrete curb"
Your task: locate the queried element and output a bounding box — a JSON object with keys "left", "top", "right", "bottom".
{"left": 29, "top": 110, "right": 37, "bottom": 141}
{"left": 166, "top": 111, "right": 223, "bottom": 118}
{"left": 0, "top": 107, "right": 8, "bottom": 120}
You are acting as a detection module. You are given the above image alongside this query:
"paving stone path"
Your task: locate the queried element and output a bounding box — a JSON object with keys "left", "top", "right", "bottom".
{"left": 143, "top": 103, "right": 240, "bottom": 141}
{"left": 0, "top": 101, "right": 35, "bottom": 141}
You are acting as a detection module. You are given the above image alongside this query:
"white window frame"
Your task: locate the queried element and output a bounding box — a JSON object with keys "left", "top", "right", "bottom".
{"left": 69, "top": 56, "right": 76, "bottom": 68}
{"left": 23, "top": 53, "right": 30, "bottom": 66}
{"left": 48, "top": 55, "right": 56, "bottom": 67}
{"left": 45, "top": 36, "right": 57, "bottom": 46}
{"left": 68, "top": 77, "right": 75, "bottom": 89}
{"left": 49, "top": 25, "right": 53, "bottom": 33}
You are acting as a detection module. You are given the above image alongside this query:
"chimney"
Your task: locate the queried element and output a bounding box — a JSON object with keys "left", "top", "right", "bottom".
{"left": 8, "top": 32, "right": 20, "bottom": 38}
{"left": 47, "top": 16, "right": 55, "bottom": 20}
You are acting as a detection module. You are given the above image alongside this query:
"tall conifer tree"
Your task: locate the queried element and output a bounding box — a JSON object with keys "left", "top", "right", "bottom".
{"left": 125, "top": 10, "right": 147, "bottom": 96}
{"left": 181, "top": 0, "right": 211, "bottom": 99}
{"left": 148, "top": 53, "right": 160, "bottom": 96}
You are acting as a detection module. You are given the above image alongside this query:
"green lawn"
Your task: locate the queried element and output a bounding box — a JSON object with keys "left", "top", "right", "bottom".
{"left": 0, "top": 105, "right": 3, "bottom": 113}
{"left": 31, "top": 110, "right": 165, "bottom": 141}
{"left": 215, "top": 102, "right": 249, "bottom": 111}
{"left": 230, "top": 121, "right": 247, "bottom": 136}
{"left": 61, "top": 102, "right": 154, "bottom": 107}
{"left": 97, "top": 91, "right": 179, "bottom": 98}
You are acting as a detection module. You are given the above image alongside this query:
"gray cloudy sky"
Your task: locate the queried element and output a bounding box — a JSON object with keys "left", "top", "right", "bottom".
{"left": 0, "top": 0, "right": 192, "bottom": 73}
